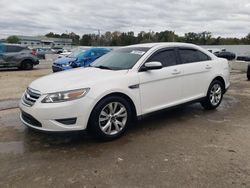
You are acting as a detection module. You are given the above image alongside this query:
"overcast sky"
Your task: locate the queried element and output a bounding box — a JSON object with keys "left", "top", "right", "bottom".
{"left": 0, "top": 0, "right": 250, "bottom": 38}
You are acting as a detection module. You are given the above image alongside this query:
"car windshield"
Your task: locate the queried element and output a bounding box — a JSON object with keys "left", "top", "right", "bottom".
{"left": 68, "top": 48, "right": 86, "bottom": 58}
{"left": 91, "top": 47, "right": 149, "bottom": 70}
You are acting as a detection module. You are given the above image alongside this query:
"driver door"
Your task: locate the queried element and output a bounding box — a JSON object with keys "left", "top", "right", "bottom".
{"left": 138, "top": 48, "right": 183, "bottom": 114}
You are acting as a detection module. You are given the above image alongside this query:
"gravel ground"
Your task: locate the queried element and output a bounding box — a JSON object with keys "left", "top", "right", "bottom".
{"left": 0, "top": 56, "right": 250, "bottom": 188}
{"left": 0, "top": 55, "right": 56, "bottom": 101}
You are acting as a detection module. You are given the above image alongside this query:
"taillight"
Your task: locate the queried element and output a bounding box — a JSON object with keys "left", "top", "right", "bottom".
{"left": 31, "top": 50, "right": 37, "bottom": 56}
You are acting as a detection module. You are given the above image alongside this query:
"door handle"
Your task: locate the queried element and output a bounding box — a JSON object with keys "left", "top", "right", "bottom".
{"left": 171, "top": 69, "right": 181, "bottom": 75}
{"left": 205, "top": 65, "right": 212, "bottom": 70}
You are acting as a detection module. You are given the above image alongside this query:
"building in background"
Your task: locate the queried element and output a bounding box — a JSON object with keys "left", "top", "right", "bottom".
{"left": 17, "top": 36, "right": 72, "bottom": 48}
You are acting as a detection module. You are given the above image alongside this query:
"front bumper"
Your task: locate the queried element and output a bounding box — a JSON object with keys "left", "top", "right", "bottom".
{"left": 52, "top": 65, "right": 72, "bottom": 72}
{"left": 34, "top": 59, "right": 39, "bottom": 65}
{"left": 19, "top": 95, "right": 96, "bottom": 132}
{"left": 247, "top": 64, "right": 250, "bottom": 79}
{"left": 52, "top": 65, "right": 63, "bottom": 72}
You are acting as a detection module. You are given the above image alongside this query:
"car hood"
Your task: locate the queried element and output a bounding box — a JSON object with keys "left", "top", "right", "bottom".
{"left": 54, "top": 57, "right": 76, "bottom": 65}
{"left": 29, "top": 67, "right": 128, "bottom": 93}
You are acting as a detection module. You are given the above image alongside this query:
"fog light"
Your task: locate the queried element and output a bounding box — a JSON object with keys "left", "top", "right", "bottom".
{"left": 55, "top": 118, "right": 77, "bottom": 125}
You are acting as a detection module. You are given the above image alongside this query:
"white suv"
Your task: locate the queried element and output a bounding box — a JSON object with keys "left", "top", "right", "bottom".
{"left": 19, "top": 43, "right": 230, "bottom": 140}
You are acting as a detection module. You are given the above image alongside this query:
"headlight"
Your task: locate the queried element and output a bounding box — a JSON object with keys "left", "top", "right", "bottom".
{"left": 41, "top": 88, "right": 90, "bottom": 103}
{"left": 62, "top": 63, "right": 71, "bottom": 67}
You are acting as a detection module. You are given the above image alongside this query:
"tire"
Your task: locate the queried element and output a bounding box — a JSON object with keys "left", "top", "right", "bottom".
{"left": 201, "top": 80, "right": 224, "bottom": 110}
{"left": 20, "top": 60, "right": 34, "bottom": 70}
{"left": 247, "top": 66, "right": 250, "bottom": 80}
{"left": 89, "top": 96, "right": 132, "bottom": 141}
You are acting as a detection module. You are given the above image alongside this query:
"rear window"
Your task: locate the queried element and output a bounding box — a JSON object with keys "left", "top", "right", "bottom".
{"left": 179, "top": 48, "right": 211, "bottom": 64}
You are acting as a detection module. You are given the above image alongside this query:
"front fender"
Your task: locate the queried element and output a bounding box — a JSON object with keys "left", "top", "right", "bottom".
{"left": 89, "top": 87, "right": 141, "bottom": 117}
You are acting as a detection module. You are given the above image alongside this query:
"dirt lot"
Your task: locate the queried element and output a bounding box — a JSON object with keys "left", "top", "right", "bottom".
{"left": 0, "top": 57, "right": 250, "bottom": 187}
{"left": 0, "top": 56, "right": 56, "bottom": 101}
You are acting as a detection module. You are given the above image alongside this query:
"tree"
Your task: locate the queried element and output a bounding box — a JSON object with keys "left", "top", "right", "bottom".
{"left": 80, "top": 34, "right": 92, "bottom": 46}
{"left": 45, "top": 32, "right": 61, "bottom": 38}
{"left": 199, "top": 31, "right": 212, "bottom": 45}
{"left": 155, "top": 31, "right": 178, "bottom": 42}
{"left": 6, "top": 36, "right": 19, "bottom": 44}
{"left": 184, "top": 32, "right": 200, "bottom": 44}
{"left": 243, "top": 33, "right": 250, "bottom": 44}
{"left": 69, "top": 32, "right": 80, "bottom": 45}
{"left": 45, "top": 30, "right": 250, "bottom": 46}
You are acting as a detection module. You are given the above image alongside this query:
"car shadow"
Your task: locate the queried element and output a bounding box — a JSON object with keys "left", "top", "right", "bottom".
{"left": 21, "top": 103, "right": 205, "bottom": 147}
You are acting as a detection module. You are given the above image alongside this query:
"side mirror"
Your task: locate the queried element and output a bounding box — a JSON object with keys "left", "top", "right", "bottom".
{"left": 140, "top": 61, "right": 163, "bottom": 71}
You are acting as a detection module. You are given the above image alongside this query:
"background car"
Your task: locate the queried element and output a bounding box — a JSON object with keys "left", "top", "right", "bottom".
{"left": 206, "top": 48, "right": 226, "bottom": 54}
{"left": 58, "top": 49, "right": 72, "bottom": 58}
{"left": 20, "top": 43, "right": 230, "bottom": 140}
{"left": 214, "top": 51, "right": 236, "bottom": 60}
{"left": 52, "top": 47, "right": 111, "bottom": 72}
{"left": 0, "top": 43, "right": 39, "bottom": 70}
{"left": 31, "top": 48, "right": 46, "bottom": 59}
{"left": 51, "top": 47, "right": 64, "bottom": 54}
{"left": 236, "top": 53, "right": 250, "bottom": 62}
{"left": 57, "top": 47, "right": 90, "bottom": 58}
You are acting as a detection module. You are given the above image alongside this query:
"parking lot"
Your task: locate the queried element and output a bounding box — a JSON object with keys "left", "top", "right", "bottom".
{"left": 0, "top": 56, "right": 250, "bottom": 187}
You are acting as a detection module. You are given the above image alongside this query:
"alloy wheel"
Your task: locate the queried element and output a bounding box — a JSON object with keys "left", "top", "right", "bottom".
{"left": 99, "top": 102, "right": 128, "bottom": 135}
{"left": 209, "top": 83, "right": 222, "bottom": 106}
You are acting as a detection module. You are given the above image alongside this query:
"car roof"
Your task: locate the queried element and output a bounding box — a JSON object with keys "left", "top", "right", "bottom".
{"left": 1, "top": 43, "right": 27, "bottom": 47}
{"left": 126, "top": 42, "right": 201, "bottom": 49}
{"left": 88, "top": 47, "right": 111, "bottom": 51}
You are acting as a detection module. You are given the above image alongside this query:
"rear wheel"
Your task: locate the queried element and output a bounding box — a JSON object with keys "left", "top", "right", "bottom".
{"left": 247, "top": 65, "right": 250, "bottom": 80}
{"left": 89, "top": 96, "right": 132, "bottom": 141}
{"left": 20, "top": 60, "right": 34, "bottom": 70}
{"left": 201, "top": 80, "right": 224, "bottom": 110}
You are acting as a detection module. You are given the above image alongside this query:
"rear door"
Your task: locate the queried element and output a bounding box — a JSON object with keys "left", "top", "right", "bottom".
{"left": 176, "top": 48, "right": 213, "bottom": 102}
{"left": 138, "top": 48, "right": 184, "bottom": 114}
{"left": 3, "top": 46, "right": 24, "bottom": 66}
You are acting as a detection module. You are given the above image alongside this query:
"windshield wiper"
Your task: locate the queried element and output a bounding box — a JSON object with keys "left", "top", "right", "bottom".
{"left": 94, "top": 65, "right": 112, "bottom": 70}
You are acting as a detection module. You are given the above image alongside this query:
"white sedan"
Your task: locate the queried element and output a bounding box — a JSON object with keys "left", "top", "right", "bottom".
{"left": 19, "top": 43, "right": 230, "bottom": 140}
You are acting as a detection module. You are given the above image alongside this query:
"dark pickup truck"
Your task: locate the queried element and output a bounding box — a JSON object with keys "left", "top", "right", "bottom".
{"left": 0, "top": 43, "right": 39, "bottom": 70}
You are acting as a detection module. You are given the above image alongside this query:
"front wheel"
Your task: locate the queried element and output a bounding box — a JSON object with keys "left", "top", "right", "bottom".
{"left": 20, "top": 60, "right": 34, "bottom": 70}
{"left": 89, "top": 96, "right": 132, "bottom": 141}
{"left": 247, "top": 66, "right": 250, "bottom": 80}
{"left": 201, "top": 80, "right": 224, "bottom": 110}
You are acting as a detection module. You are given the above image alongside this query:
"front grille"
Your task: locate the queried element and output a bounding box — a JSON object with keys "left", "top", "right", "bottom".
{"left": 21, "top": 111, "right": 42, "bottom": 127}
{"left": 22, "top": 88, "right": 41, "bottom": 107}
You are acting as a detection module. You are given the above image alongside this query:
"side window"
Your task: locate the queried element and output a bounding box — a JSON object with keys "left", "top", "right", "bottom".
{"left": 196, "top": 50, "right": 211, "bottom": 61}
{"left": 179, "top": 49, "right": 210, "bottom": 64}
{"left": 6, "top": 46, "right": 23, "bottom": 53}
{"left": 148, "top": 50, "right": 177, "bottom": 67}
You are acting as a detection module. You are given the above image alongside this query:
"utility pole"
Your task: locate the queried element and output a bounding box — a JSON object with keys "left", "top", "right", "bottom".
{"left": 98, "top": 29, "right": 101, "bottom": 46}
